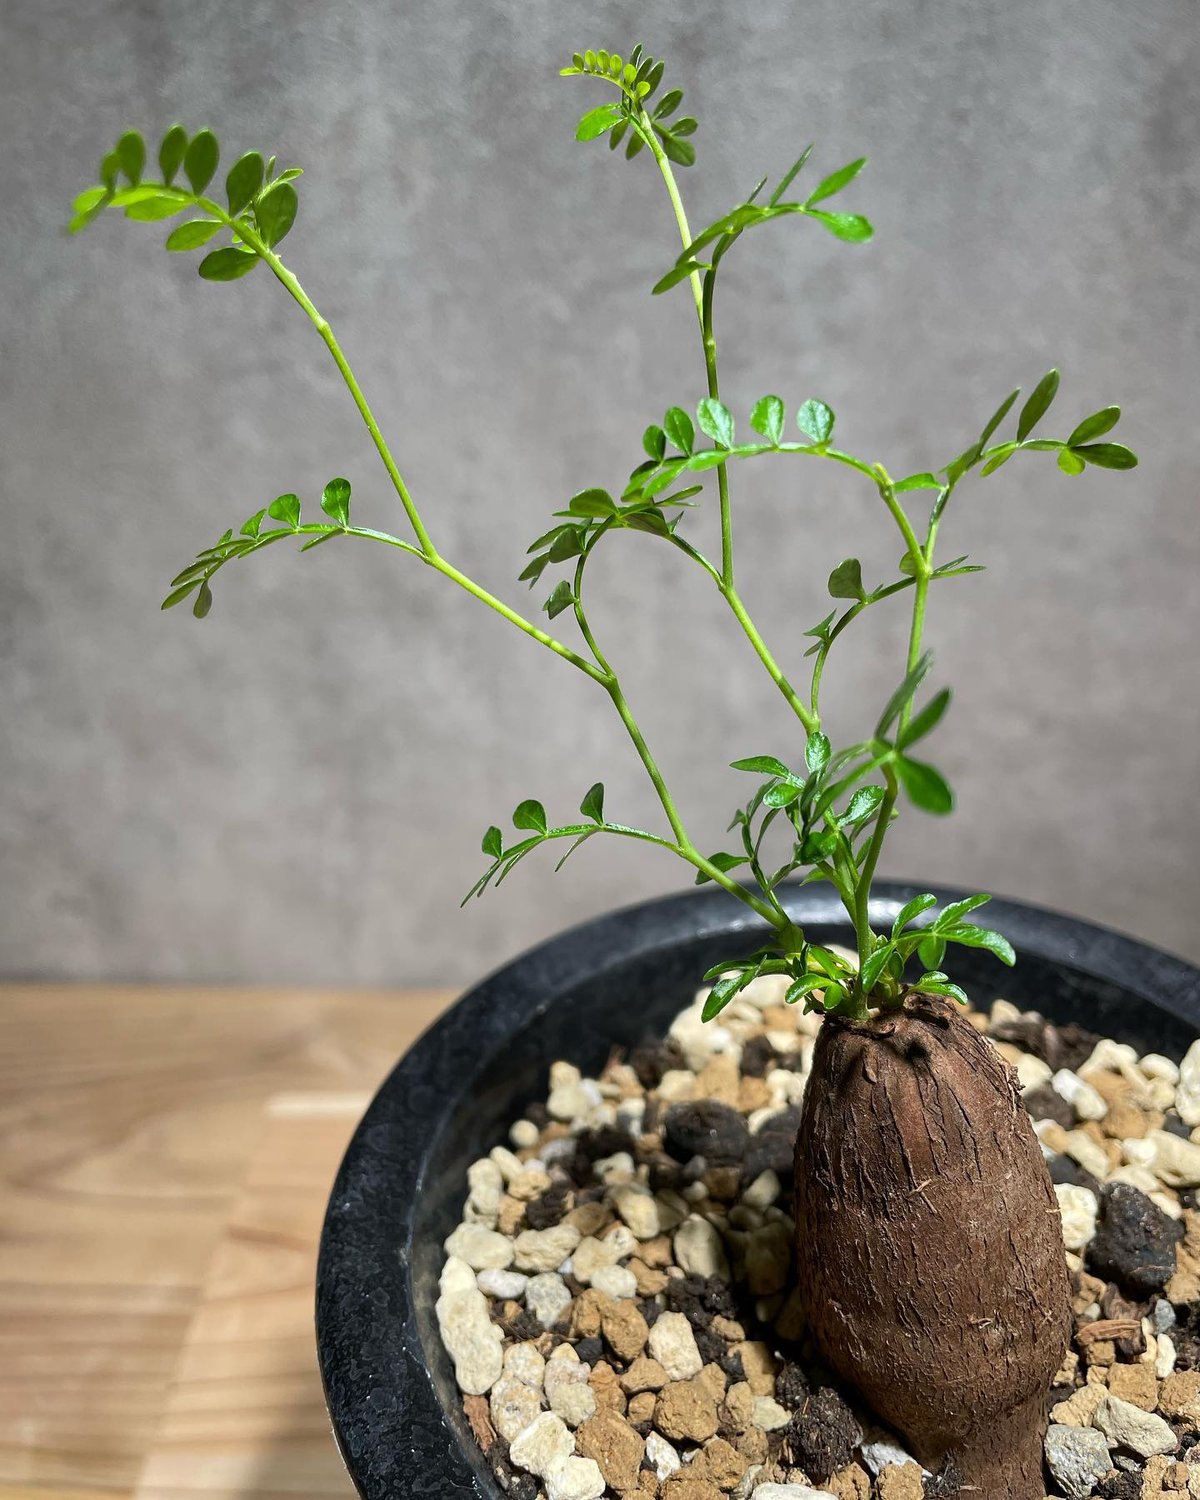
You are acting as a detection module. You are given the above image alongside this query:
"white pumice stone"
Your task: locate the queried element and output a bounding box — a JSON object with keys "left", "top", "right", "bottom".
{"left": 503, "top": 1341, "right": 546, "bottom": 1390}
{"left": 1060, "top": 1129, "right": 1110, "bottom": 1182}
{"left": 548, "top": 1380, "right": 596, "bottom": 1428}
{"left": 752, "top": 1396, "right": 791, "bottom": 1430}
{"left": 1052, "top": 1069, "right": 1109, "bottom": 1121}
{"left": 509, "top": 1117, "right": 540, "bottom": 1149}
{"left": 444, "top": 1223, "right": 515, "bottom": 1271}
{"left": 439, "top": 1254, "right": 478, "bottom": 1296}
{"left": 509, "top": 1411, "right": 575, "bottom": 1478}
{"left": 647, "top": 1311, "right": 703, "bottom": 1380}
{"left": 490, "top": 1374, "right": 544, "bottom": 1441}
{"left": 513, "top": 1225, "right": 581, "bottom": 1273}
{"left": 525, "top": 1273, "right": 572, "bottom": 1329}
{"left": 674, "top": 1215, "right": 731, "bottom": 1280}
{"left": 612, "top": 1182, "right": 661, "bottom": 1239}
{"left": 477, "top": 1268, "right": 529, "bottom": 1300}
{"left": 742, "top": 1169, "right": 781, "bottom": 1210}
{"left": 1141, "top": 1053, "right": 1181, "bottom": 1085}
{"left": 1055, "top": 1184, "right": 1099, "bottom": 1251}
{"left": 644, "top": 1431, "right": 681, "bottom": 1480}
{"left": 657, "top": 1069, "right": 699, "bottom": 1102}
{"left": 545, "top": 1454, "right": 605, "bottom": 1500}
{"left": 1147, "top": 1128, "right": 1200, "bottom": 1188}
{"left": 547, "top": 1082, "right": 595, "bottom": 1122}
{"left": 436, "top": 1286, "right": 504, "bottom": 1395}
{"left": 592, "top": 1150, "right": 635, "bottom": 1185}
{"left": 590, "top": 1264, "right": 638, "bottom": 1299}
{"left": 1015, "top": 1053, "right": 1053, "bottom": 1092}
{"left": 490, "top": 1145, "right": 525, "bottom": 1182}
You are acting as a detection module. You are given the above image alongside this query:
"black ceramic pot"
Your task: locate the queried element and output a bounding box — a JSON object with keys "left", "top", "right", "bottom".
{"left": 315, "top": 879, "right": 1200, "bottom": 1499}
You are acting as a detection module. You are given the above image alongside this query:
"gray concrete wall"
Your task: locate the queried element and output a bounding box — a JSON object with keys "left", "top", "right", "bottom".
{"left": 1, "top": 0, "right": 1197, "bottom": 985}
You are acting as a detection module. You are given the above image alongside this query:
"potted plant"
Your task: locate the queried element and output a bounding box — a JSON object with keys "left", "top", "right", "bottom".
{"left": 68, "top": 42, "right": 1200, "bottom": 1500}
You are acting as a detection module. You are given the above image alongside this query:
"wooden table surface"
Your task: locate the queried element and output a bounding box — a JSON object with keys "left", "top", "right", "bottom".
{"left": 0, "top": 985, "right": 455, "bottom": 1500}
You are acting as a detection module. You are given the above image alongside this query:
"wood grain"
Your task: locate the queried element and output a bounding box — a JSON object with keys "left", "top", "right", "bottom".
{"left": 0, "top": 986, "right": 453, "bottom": 1500}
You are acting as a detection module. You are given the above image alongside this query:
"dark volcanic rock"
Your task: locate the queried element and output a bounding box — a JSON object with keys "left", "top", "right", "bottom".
{"left": 629, "top": 1038, "right": 685, "bottom": 1090}
{"left": 785, "top": 1384, "right": 863, "bottom": 1482}
{"left": 662, "top": 1101, "right": 749, "bottom": 1166}
{"left": 923, "top": 1456, "right": 968, "bottom": 1498}
{"left": 1087, "top": 1182, "right": 1184, "bottom": 1297}
{"left": 1094, "top": 1473, "right": 1142, "bottom": 1500}
{"left": 774, "top": 1360, "right": 810, "bottom": 1408}
{"left": 991, "top": 1015, "right": 1101, "bottom": 1073}
{"left": 524, "top": 1180, "right": 570, "bottom": 1230}
{"left": 741, "top": 1106, "right": 802, "bottom": 1183}
{"left": 739, "top": 1034, "right": 781, "bottom": 1078}
{"left": 1048, "top": 1151, "right": 1105, "bottom": 1198}
{"left": 1022, "top": 1084, "right": 1075, "bottom": 1129}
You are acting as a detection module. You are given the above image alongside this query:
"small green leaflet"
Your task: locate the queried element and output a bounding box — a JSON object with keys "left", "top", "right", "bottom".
{"left": 482, "top": 825, "right": 503, "bottom": 858}
{"left": 198, "top": 246, "right": 257, "bottom": 281}
{"left": 1066, "top": 407, "right": 1120, "bottom": 447}
{"left": 268, "top": 492, "right": 301, "bottom": 528}
{"left": 1075, "top": 442, "right": 1137, "bottom": 470}
{"left": 165, "top": 219, "right": 221, "bottom": 252}
{"left": 256, "top": 181, "right": 298, "bottom": 247}
{"left": 805, "top": 731, "right": 831, "bottom": 775}
{"left": 577, "top": 103, "right": 623, "bottom": 141}
{"left": 226, "top": 151, "right": 264, "bottom": 216}
{"left": 806, "top": 210, "right": 873, "bottom": 243}
{"left": 696, "top": 398, "right": 734, "bottom": 449}
{"left": 730, "top": 754, "right": 792, "bottom": 778}
{"left": 895, "top": 756, "right": 954, "bottom": 814}
{"left": 979, "top": 388, "right": 1020, "bottom": 446}
{"left": 750, "top": 395, "right": 785, "bottom": 446}
{"left": 320, "top": 476, "right": 351, "bottom": 526}
{"left": 932, "top": 893, "right": 992, "bottom": 928}
{"left": 1016, "top": 369, "right": 1060, "bottom": 441}
{"left": 513, "top": 799, "right": 548, "bottom": 835}
{"left": 664, "top": 407, "right": 695, "bottom": 454}
{"left": 804, "top": 156, "right": 866, "bottom": 207}
{"left": 941, "top": 923, "right": 1016, "bottom": 966}
{"left": 876, "top": 651, "right": 933, "bottom": 736}
{"left": 891, "top": 892, "right": 937, "bottom": 937}
{"left": 827, "top": 557, "right": 865, "bottom": 601}
{"left": 158, "top": 124, "right": 188, "bottom": 184}
{"left": 184, "top": 129, "right": 219, "bottom": 194}
{"left": 580, "top": 782, "right": 605, "bottom": 823}
{"left": 115, "top": 130, "right": 145, "bottom": 184}
{"left": 894, "top": 473, "right": 940, "bottom": 493}
{"left": 841, "top": 785, "right": 884, "bottom": 827}
{"left": 797, "top": 398, "right": 834, "bottom": 445}
{"left": 898, "top": 687, "right": 951, "bottom": 749}
{"left": 544, "top": 580, "right": 576, "bottom": 618}
{"left": 124, "top": 195, "right": 181, "bottom": 222}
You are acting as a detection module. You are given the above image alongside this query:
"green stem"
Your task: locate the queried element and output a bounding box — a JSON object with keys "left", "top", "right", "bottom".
{"left": 641, "top": 119, "right": 734, "bottom": 585}
{"left": 850, "top": 482, "right": 939, "bottom": 990}
{"left": 852, "top": 763, "right": 899, "bottom": 988}
{"left": 204, "top": 207, "right": 609, "bottom": 684}
{"left": 568, "top": 535, "right": 784, "bottom": 929}
{"left": 723, "top": 585, "right": 819, "bottom": 733}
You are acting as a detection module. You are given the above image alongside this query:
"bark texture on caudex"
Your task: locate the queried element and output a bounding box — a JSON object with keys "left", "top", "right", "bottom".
{"left": 792, "top": 992, "right": 1071, "bottom": 1500}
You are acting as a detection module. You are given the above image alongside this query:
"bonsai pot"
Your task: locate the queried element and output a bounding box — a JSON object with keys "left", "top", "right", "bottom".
{"left": 315, "top": 879, "right": 1200, "bottom": 1497}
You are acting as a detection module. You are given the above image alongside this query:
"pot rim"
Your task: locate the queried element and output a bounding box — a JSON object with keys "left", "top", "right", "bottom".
{"left": 315, "top": 878, "right": 1200, "bottom": 1497}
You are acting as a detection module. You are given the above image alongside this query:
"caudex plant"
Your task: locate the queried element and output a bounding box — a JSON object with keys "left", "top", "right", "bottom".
{"left": 71, "top": 44, "right": 1138, "bottom": 1499}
